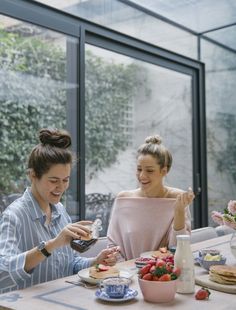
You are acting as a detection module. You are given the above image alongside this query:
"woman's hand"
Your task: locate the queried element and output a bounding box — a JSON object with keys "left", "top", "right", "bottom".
{"left": 173, "top": 188, "right": 195, "bottom": 231}
{"left": 175, "top": 187, "right": 195, "bottom": 212}
{"left": 94, "top": 246, "right": 120, "bottom": 266}
{"left": 50, "top": 221, "right": 93, "bottom": 249}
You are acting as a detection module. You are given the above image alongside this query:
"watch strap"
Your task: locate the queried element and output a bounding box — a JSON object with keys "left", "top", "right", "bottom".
{"left": 37, "top": 241, "right": 51, "bottom": 257}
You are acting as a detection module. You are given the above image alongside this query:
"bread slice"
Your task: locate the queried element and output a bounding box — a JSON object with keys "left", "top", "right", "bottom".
{"left": 89, "top": 265, "right": 120, "bottom": 279}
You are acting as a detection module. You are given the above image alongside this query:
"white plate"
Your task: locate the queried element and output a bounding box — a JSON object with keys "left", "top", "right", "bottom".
{"left": 78, "top": 268, "right": 135, "bottom": 285}
{"left": 95, "top": 288, "right": 138, "bottom": 302}
{"left": 140, "top": 251, "right": 155, "bottom": 258}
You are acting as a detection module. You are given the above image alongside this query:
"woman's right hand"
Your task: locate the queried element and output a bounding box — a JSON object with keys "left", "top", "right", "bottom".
{"left": 51, "top": 221, "right": 93, "bottom": 249}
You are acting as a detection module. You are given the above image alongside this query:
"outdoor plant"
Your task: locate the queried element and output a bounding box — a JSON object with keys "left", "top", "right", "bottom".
{"left": 0, "top": 26, "right": 145, "bottom": 194}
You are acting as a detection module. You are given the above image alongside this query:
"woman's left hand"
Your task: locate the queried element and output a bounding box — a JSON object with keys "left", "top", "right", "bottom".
{"left": 175, "top": 187, "right": 195, "bottom": 212}
{"left": 95, "top": 246, "right": 120, "bottom": 266}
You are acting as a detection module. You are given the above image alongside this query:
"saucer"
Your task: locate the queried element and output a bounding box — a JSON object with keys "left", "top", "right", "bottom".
{"left": 95, "top": 288, "right": 138, "bottom": 302}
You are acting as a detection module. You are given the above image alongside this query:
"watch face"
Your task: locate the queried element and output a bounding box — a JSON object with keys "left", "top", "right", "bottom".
{"left": 38, "top": 241, "right": 46, "bottom": 251}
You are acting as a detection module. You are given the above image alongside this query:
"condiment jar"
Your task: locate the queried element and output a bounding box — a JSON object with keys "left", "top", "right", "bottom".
{"left": 70, "top": 219, "right": 102, "bottom": 253}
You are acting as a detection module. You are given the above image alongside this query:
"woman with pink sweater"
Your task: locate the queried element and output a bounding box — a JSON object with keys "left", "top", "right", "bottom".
{"left": 107, "top": 135, "right": 195, "bottom": 260}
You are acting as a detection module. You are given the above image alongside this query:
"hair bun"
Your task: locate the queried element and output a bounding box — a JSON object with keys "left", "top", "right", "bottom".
{"left": 145, "top": 135, "right": 162, "bottom": 145}
{"left": 39, "top": 128, "right": 71, "bottom": 149}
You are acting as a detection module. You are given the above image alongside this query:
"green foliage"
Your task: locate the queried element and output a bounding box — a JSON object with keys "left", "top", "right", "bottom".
{"left": 85, "top": 50, "right": 141, "bottom": 178}
{"left": 216, "top": 113, "right": 236, "bottom": 183}
{"left": 0, "top": 28, "right": 143, "bottom": 193}
{"left": 0, "top": 28, "right": 66, "bottom": 193}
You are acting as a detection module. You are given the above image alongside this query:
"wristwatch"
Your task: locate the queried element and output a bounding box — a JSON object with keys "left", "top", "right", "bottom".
{"left": 37, "top": 241, "right": 51, "bottom": 257}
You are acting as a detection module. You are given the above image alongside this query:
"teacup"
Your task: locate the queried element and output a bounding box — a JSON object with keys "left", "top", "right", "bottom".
{"left": 100, "top": 277, "right": 131, "bottom": 299}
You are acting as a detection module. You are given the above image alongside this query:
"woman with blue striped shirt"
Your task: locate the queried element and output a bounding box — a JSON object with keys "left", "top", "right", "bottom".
{"left": 0, "top": 128, "right": 119, "bottom": 294}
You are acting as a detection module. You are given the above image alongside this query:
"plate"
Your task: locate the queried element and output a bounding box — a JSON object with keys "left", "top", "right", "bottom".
{"left": 95, "top": 288, "right": 138, "bottom": 302}
{"left": 78, "top": 268, "right": 135, "bottom": 284}
{"left": 140, "top": 251, "right": 154, "bottom": 258}
{"left": 140, "top": 250, "right": 172, "bottom": 258}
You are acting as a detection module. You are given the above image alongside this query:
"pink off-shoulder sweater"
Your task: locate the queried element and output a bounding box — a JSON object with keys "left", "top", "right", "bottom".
{"left": 107, "top": 197, "right": 191, "bottom": 260}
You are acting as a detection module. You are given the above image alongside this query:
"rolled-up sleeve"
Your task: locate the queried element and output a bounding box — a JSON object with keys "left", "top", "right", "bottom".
{"left": 168, "top": 205, "right": 192, "bottom": 247}
{"left": 0, "top": 212, "right": 32, "bottom": 291}
{"left": 72, "top": 254, "right": 96, "bottom": 274}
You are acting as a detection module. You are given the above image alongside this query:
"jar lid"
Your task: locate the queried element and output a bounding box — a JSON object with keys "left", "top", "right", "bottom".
{"left": 176, "top": 234, "right": 190, "bottom": 240}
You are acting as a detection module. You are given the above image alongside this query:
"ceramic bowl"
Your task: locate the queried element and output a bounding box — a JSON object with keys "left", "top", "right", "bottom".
{"left": 198, "top": 256, "right": 226, "bottom": 271}
{"left": 138, "top": 278, "right": 178, "bottom": 303}
{"left": 135, "top": 257, "right": 155, "bottom": 270}
{"left": 198, "top": 249, "right": 220, "bottom": 257}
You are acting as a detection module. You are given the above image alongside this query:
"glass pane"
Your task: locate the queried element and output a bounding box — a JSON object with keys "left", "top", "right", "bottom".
{"left": 85, "top": 44, "right": 193, "bottom": 236}
{"left": 131, "top": 0, "right": 236, "bottom": 33}
{"left": 0, "top": 16, "right": 78, "bottom": 218}
{"left": 206, "top": 25, "right": 236, "bottom": 51}
{"left": 201, "top": 39, "right": 236, "bottom": 226}
{"left": 36, "top": 0, "right": 198, "bottom": 59}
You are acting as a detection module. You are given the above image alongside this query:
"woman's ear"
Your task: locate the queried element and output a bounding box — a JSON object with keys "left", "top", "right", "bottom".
{"left": 161, "top": 166, "right": 168, "bottom": 176}
{"left": 28, "top": 169, "right": 36, "bottom": 182}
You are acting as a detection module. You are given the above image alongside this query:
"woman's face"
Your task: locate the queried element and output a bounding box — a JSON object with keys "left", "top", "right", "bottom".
{"left": 136, "top": 154, "right": 167, "bottom": 193}
{"left": 31, "top": 163, "right": 71, "bottom": 209}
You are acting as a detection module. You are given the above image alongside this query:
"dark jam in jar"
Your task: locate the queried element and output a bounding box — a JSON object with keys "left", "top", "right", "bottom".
{"left": 71, "top": 219, "right": 102, "bottom": 253}
{"left": 70, "top": 238, "right": 98, "bottom": 253}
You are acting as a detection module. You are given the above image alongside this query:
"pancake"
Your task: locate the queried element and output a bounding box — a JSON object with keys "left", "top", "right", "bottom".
{"left": 89, "top": 265, "right": 120, "bottom": 279}
{"left": 209, "top": 265, "right": 236, "bottom": 285}
{"left": 209, "top": 265, "right": 236, "bottom": 277}
{"left": 209, "top": 272, "right": 236, "bottom": 285}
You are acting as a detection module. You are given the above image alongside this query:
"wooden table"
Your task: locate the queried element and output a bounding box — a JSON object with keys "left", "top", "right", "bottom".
{"left": 0, "top": 234, "right": 235, "bottom": 310}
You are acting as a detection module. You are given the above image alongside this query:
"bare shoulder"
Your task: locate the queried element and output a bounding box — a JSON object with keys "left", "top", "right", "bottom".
{"left": 116, "top": 189, "right": 139, "bottom": 198}
{"left": 166, "top": 186, "right": 184, "bottom": 198}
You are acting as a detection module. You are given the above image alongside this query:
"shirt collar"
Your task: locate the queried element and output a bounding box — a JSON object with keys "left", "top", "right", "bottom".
{"left": 23, "top": 187, "right": 61, "bottom": 222}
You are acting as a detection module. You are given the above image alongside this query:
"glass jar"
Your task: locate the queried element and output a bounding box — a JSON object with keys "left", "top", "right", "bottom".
{"left": 230, "top": 231, "right": 236, "bottom": 259}
{"left": 70, "top": 219, "right": 102, "bottom": 253}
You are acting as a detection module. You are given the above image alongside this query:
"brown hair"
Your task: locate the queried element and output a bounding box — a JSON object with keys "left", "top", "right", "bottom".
{"left": 28, "top": 128, "right": 74, "bottom": 178}
{"left": 137, "top": 135, "right": 172, "bottom": 172}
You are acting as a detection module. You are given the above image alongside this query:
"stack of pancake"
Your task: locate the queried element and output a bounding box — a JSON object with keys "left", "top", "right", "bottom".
{"left": 209, "top": 265, "right": 236, "bottom": 285}
{"left": 89, "top": 265, "right": 120, "bottom": 279}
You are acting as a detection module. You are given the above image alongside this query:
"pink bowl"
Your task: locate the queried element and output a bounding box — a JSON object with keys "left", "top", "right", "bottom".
{"left": 138, "top": 278, "right": 178, "bottom": 303}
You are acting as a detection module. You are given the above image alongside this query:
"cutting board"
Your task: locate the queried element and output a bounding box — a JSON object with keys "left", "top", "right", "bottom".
{"left": 195, "top": 266, "right": 236, "bottom": 294}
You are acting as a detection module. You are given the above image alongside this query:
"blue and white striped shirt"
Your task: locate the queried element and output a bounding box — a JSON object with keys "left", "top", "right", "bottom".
{"left": 0, "top": 188, "right": 94, "bottom": 294}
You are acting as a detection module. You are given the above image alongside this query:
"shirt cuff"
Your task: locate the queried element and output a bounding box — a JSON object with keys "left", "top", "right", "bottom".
{"left": 9, "top": 252, "right": 32, "bottom": 285}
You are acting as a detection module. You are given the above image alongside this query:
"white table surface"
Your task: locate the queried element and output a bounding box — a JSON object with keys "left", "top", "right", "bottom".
{"left": 0, "top": 234, "right": 235, "bottom": 310}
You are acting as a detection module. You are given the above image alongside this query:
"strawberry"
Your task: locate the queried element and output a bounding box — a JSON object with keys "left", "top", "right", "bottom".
{"left": 172, "top": 267, "right": 181, "bottom": 277}
{"left": 140, "top": 264, "right": 152, "bottom": 276}
{"left": 165, "top": 262, "right": 174, "bottom": 272}
{"left": 156, "top": 259, "right": 165, "bottom": 267}
{"left": 150, "top": 265, "right": 156, "bottom": 273}
{"left": 195, "top": 287, "right": 211, "bottom": 300}
{"left": 142, "top": 273, "right": 153, "bottom": 281}
{"left": 152, "top": 275, "right": 159, "bottom": 281}
{"left": 159, "top": 274, "right": 171, "bottom": 281}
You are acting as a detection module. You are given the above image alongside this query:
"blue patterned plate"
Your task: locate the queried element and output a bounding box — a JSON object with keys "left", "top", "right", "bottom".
{"left": 95, "top": 288, "right": 138, "bottom": 302}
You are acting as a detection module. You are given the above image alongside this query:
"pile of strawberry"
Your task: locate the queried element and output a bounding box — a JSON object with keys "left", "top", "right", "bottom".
{"left": 139, "top": 256, "right": 181, "bottom": 281}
